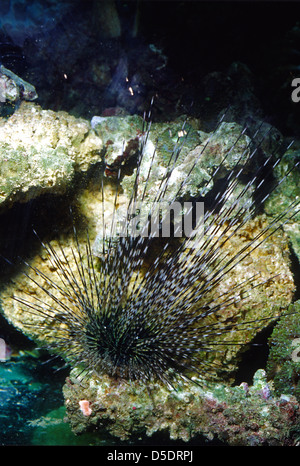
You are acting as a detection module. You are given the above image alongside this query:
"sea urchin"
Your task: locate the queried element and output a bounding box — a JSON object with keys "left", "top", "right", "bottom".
{"left": 6, "top": 111, "right": 300, "bottom": 388}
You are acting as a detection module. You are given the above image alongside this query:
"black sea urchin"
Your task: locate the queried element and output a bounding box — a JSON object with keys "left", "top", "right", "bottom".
{"left": 12, "top": 111, "right": 300, "bottom": 388}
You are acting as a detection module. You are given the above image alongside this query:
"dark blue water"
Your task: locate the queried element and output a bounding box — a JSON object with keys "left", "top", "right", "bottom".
{"left": 0, "top": 352, "right": 70, "bottom": 445}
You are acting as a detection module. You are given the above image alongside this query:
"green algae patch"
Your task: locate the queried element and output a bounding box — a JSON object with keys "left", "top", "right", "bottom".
{"left": 267, "top": 300, "right": 300, "bottom": 401}
{"left": 63, "top": 369, "right": 300, "bottom": 445}
{"left": 0, "top": 143, "right": 74, "bottom": 203}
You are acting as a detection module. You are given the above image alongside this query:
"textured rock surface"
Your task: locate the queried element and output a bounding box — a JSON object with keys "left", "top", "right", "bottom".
{"left": 91, "top": 117, "right": 254, "bottom": 255}
{"left": 0, "top": 102, "right": 102, "bottom": 210}
{"left": 63, "top": 368, "right": 300, "bottom": 445}
{"left": 92, "top": 115, "right": 252, "bottom": 200}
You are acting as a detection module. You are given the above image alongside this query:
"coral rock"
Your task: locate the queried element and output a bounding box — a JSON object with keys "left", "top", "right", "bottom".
{"left": 0, "top": 102, "right": 103, "bottom": 211}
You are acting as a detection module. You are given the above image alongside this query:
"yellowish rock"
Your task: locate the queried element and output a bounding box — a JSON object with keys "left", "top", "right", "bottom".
{"left": 0, "top": 102, "right": 103, "bottom": 210}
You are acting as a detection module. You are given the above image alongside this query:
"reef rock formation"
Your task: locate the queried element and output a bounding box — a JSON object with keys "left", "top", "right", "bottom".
{"left": 0, "top": 102, "right": 102, "bottom": 211}
{"left": 63, "top": 368, "right": 300, "bottom": 445}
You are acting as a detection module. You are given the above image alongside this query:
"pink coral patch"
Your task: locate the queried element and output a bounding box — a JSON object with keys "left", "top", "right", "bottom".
{"left": 79, "top": 399, "right": 92, "bottom": 416}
